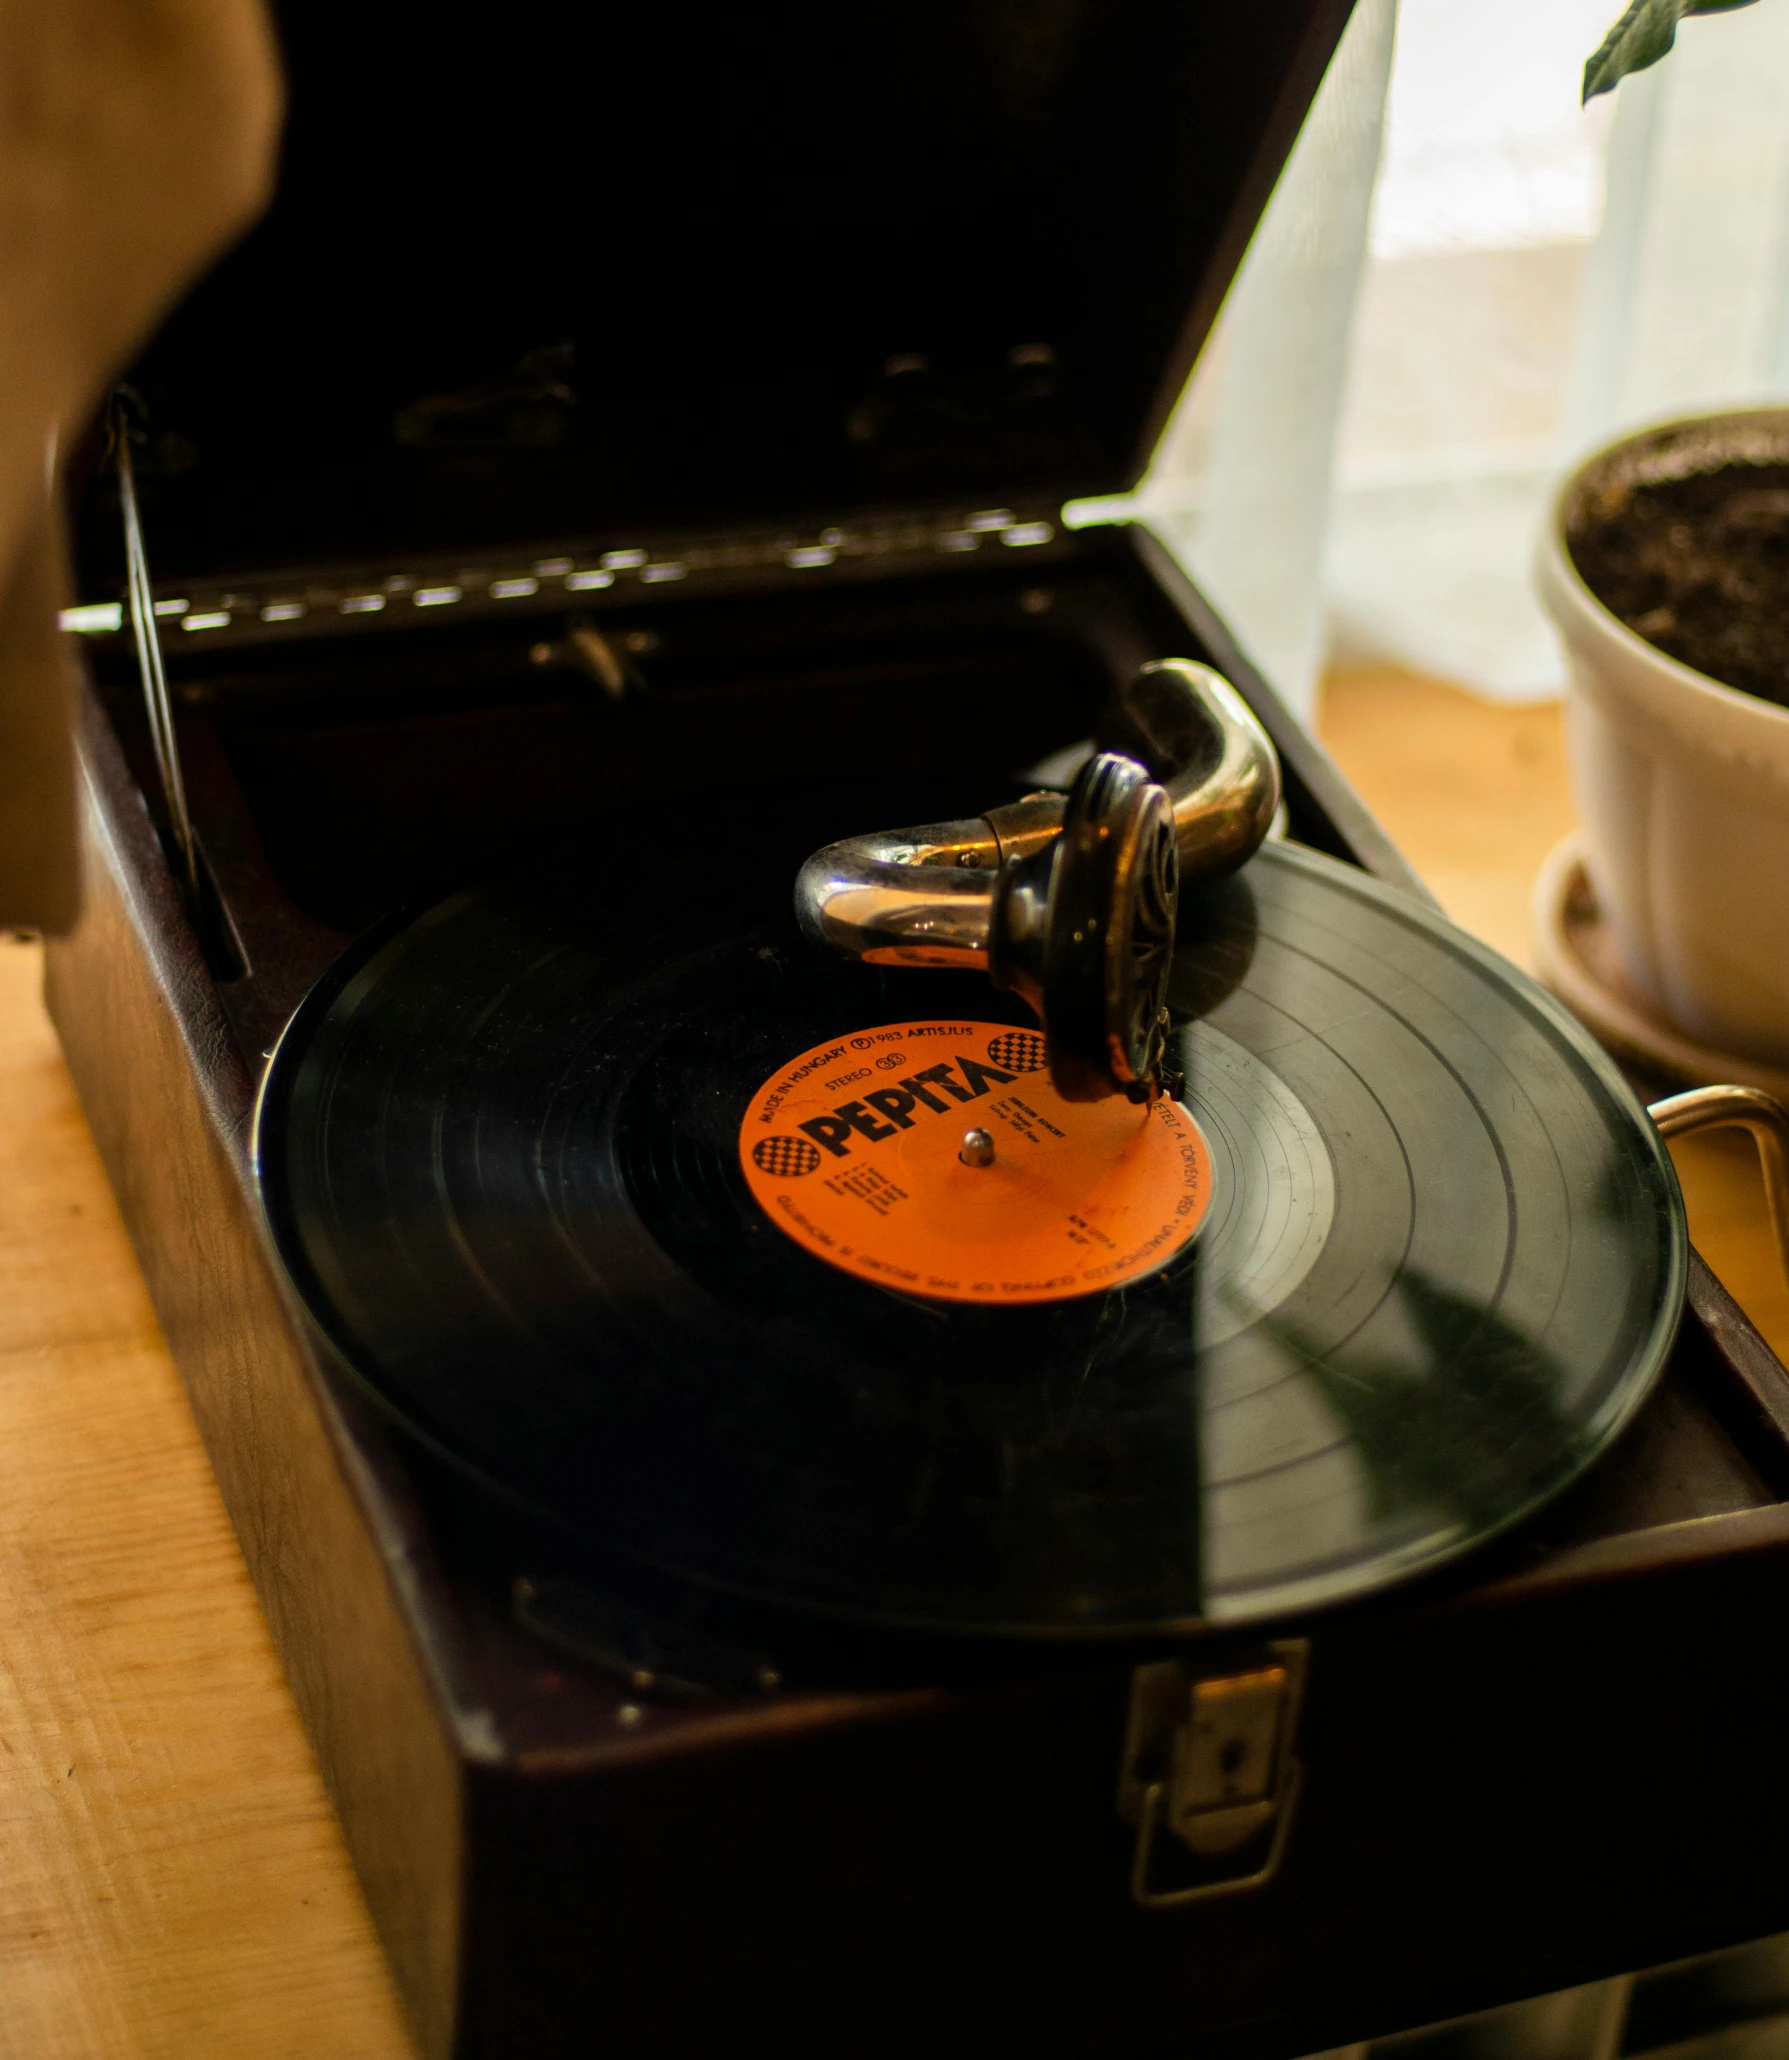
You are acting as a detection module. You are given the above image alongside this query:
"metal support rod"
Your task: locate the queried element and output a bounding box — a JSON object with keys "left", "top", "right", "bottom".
{"left": 110, "top": 396, "right": 198, "bottom": 901}
{"left": 1650, "top": 1085, "right": 1789, "bottom": 1293}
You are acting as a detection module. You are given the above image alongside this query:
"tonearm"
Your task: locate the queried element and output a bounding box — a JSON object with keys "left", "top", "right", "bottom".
{"left": 794, "top": 660, "right": 1281, "bottom": 1104}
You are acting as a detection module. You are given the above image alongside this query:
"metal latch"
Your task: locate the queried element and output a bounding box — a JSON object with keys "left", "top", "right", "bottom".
{"left": 1117, "top": 1640, "right": 1309, "bottom": 1907}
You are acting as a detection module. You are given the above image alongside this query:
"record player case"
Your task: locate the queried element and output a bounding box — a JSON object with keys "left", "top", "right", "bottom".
{"left": 42, "top": 4, "right": 1789, "bottom": 2055}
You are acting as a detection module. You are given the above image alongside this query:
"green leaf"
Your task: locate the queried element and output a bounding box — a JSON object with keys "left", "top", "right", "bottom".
{"left": 1583, "top": 0, "right": 1763, "bottom": 104}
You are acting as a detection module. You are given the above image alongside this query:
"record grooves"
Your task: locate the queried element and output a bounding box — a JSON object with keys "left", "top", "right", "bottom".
{"left": 254, "top": 840, "right": 1685, "bottom": 1637}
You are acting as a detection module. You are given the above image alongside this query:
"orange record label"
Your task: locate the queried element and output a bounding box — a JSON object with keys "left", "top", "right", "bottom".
{"left": 738, "top": 1020, "right": 1213, "bottom": 1305}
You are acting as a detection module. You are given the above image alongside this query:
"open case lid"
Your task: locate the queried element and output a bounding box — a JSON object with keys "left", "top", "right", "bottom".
{"left": 78, "top": 0, "right": 1354, "bottom": 587}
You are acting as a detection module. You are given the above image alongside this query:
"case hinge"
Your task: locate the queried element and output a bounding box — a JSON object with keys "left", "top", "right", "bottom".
{"left": 1117, "top": 1639, "right": 1309, "bottom": 1908}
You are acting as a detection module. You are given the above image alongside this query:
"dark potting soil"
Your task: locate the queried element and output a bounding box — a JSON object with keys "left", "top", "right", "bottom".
{"left": 1567, "top": 460, "right": 1789, "bottom": 706}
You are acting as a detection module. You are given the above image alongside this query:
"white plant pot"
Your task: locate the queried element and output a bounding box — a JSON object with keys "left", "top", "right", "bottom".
{"left": 1536, "top": 409, "right": 1789, "bottom": 1069}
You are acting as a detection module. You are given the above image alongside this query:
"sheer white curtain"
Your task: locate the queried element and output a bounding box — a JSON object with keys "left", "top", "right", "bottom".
{"left": 1135, "top": 0, "right": 1397, "bottom": 723}
{"left": 1568, "top": 0, "right": 1789, "bottom": 451}
{"left": 1132, "top": 0, "right": 1789, "bottom": 717}
{"left": 1317, "top": 0, "right": 1618, "bottom": 701}
{"left": 1322, "top": 0, "right": 1789, "bottom": 703}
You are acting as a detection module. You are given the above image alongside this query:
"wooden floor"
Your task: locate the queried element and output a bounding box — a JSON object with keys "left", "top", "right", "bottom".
{"left": 0, "top": 669, "right": 1781, "bottom": 2055}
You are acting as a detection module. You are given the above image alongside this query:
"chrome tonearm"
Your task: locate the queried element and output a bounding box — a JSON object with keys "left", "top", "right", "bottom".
{"left": 794, "top": 660, "right": 1281, "bottom": 1104}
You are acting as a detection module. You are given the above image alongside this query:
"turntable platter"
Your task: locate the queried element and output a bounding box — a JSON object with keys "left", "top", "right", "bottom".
{"left": 254, "top": 841, "right": 1685, "bottom": 1634}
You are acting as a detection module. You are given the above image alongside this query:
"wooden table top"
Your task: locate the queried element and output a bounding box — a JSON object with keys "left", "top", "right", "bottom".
{"left": 1, "top": 667, "right": 1781, "bottom": 2057}
{"left": 1322, "top": 665, "right": 1789, "bottom": 1355}
{"left": 0, "top": 935, "right": 414, "bottom": 2056}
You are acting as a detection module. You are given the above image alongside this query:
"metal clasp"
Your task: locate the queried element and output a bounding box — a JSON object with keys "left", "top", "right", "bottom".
{"left": 1117, "top": 1640, "right": 1309, "bottom": 1908}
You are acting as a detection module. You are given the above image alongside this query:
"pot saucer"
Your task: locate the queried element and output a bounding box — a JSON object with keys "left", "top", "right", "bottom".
{"left": 1530, "top": 832, "right": 1789, "bottom": 1099}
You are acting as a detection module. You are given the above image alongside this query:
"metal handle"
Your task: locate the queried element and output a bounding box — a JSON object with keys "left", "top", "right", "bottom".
{"left": 1650, "top": 1085, "right": 1789, "bottom": 1292}
{"left": 793, "top": 660, "right": 1280, "bottom": 1103}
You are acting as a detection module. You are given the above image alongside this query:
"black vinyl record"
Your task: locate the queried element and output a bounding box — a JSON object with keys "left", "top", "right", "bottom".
{"left": 254, "top": 841, "right": 1686, "bottom": 1635}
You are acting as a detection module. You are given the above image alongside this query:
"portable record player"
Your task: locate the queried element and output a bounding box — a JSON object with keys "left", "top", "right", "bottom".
{"left": 42, "top": 4, "right": 1789, "bottom": 2056}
